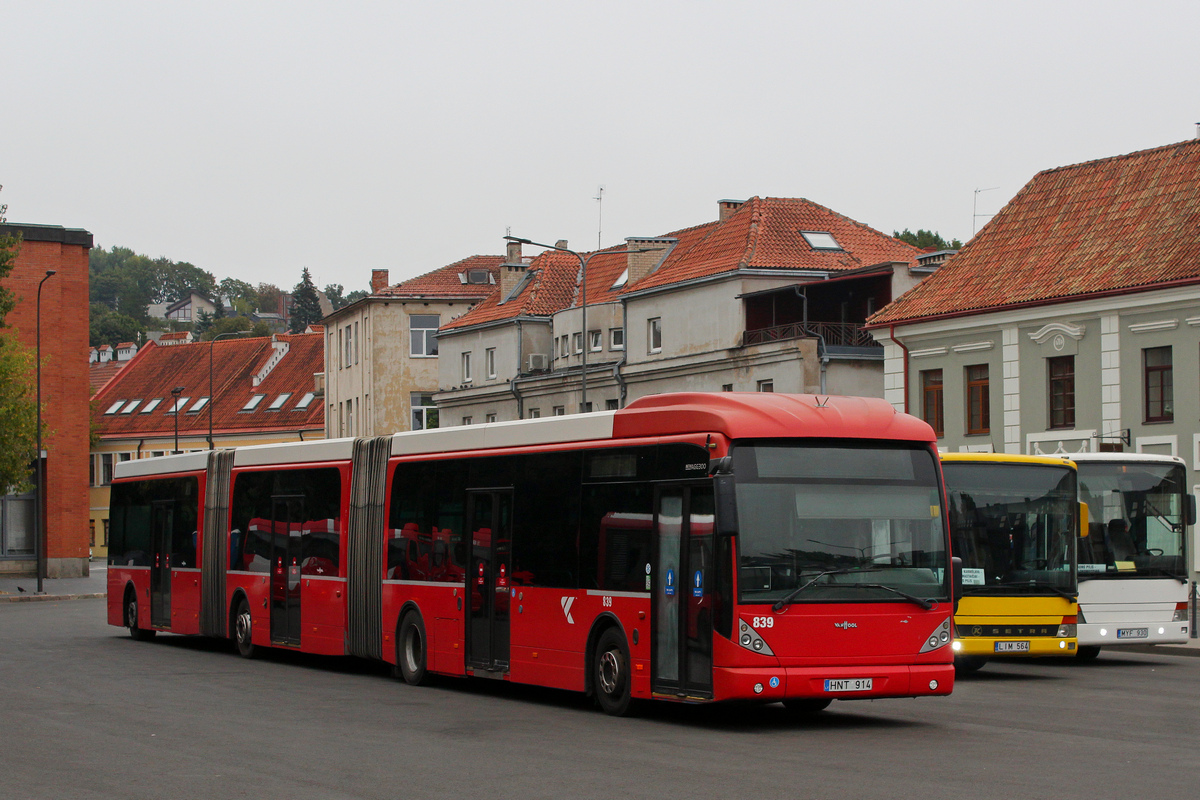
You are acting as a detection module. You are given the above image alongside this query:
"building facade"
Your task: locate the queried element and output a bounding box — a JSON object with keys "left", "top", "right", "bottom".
{"left": 435, "top": 197, "right": 927, "bottom": 423}
{"left": 0, "top": 223, "right": 92, "bottom": 577}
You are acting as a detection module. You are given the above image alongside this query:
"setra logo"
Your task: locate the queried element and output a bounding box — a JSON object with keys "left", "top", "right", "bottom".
{"left": 833, "top": 621, "right": 858, "bottom": 630}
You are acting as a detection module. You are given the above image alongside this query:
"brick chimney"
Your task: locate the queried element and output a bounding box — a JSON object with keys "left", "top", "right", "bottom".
{"left": 370, "top": 269, "right": 389, "bottom": 294}
{"left": 499, "top": 255, "right": 527, "bottom": 304}
{"left": 624, "top": 237, "right": 677, "bottom": 287}
{"left": 506, "top": 239, "right": 522, "bottom": 264}
{"left": 718, "top": 199, "right": 744, "bottom": 222}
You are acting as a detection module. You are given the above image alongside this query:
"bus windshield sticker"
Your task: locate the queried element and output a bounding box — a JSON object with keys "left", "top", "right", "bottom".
{"left": 665, "top": 568, "right": 675, "bottom": 596}
{"left": 1077, "top": 563, "right": 1106, "bottom": 573}
{"left": 961, "top": 568, "right": 986, "bottom": 585}
{"left": 693, "top": 570, "right": 703, "bottom": 598}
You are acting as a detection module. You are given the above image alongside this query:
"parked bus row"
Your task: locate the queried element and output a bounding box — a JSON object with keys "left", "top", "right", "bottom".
{"left": 106, "top": 391, "right": 1196, "bottom": 715}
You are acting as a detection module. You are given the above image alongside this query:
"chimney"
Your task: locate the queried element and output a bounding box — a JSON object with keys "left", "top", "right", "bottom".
{"left": 555, "top": 240, "right": 569, "bottom": 250}
{"left": 499, "top": 261, "right": 527, "bottom": 304}
{"left": 718, "top": 199, "right": 743, "bottom": 222}
{"left": 370, "top": 269, "right": 389, "bottom": 294}
{"left": 624, "top": 237, "right": 677, "bottom": 287}
{"left": 506, "top": 239, "right": 522, "bottom": 264}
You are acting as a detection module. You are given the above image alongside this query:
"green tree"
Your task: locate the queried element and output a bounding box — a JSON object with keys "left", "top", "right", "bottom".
{"left": 323, "top": 283, "right": 346, "bottom": 310}
{"left": 194, "top": 309, "right": 214, "bottom": 337}
{"left": 254, "top": 283, "right": 283, "bottom": 315}
{"left": 290, "top": 268, "right": 323, "bottom": 333}
{"left": 0, "top": 232, "right": 37, "bottom": 493}
{"left": 893, "top": 229, "right": 963, "bottom": 251}
{"left": 345, "top": 289, "right": 368, "bottom": 306}
{"left": 89, "top": 304, "right": 146, "bottom": 348}
{"left": 199, "top": 316, "right": 251, "bottom": 341}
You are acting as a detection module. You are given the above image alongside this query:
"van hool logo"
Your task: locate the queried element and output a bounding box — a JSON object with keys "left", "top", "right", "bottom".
{"left": 834, "top": 621, "right": 858, "bottom": 629}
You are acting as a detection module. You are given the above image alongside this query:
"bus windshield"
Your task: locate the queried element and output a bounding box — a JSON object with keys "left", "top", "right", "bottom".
{"left": 1077, "top": 462, "right": 1187, "bottom": 579}
{"left": 733, "top": 442, "right": 948, "bottom": 606}
{"left": 943, "top": 462, "right": 1077, "bottom": 594}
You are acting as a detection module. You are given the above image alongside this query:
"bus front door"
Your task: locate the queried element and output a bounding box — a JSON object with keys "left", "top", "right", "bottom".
{"left": 652, "top": 485, "right": 714, "bottom": 698}
{"left": 149, "top": 500, "right": 173, "bottom": 629}
{"left": 270, "top": 495, "right": 304, "bottom": 646}
{"left": 465, "top": 489, "right": 512, "bottom": 673}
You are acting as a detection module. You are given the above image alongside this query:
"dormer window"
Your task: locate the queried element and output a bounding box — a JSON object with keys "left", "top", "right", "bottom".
{"left": 242, "top": 394, "right": 266, "bottom": 411}
{"left": 800, "top": 231, "right": 842, "bottom": 251}
{"left": 460, "top": 269, "right": 493, "bottom": 285}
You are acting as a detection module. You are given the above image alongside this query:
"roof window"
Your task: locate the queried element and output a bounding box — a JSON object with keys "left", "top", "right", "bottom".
{"left": 294, "top": 392, "right": 316, "bottom": 410}
{"left": 104, "top": 400, "right": 125, "bottom": 415}
{"left": 188, "top": 397, "right": 210, "bottom": 413}
{"left": 119, "top": 400, "right": 142, "bottom": 414}
{"left": 167, "top": 396, "right": 190, "bottom": 413}
{"left": 267, "top": 393, "right": 292, "bottom": 411}
{"left": 611, "top": 268, "right": 628, "bottom": 290}
{"left": 242, "top": 394, "right": 266, "bottom": 411}
{"left": 140, "top": 398, "right": 162, "bottom": 414}
{"left": 800, "top": 231, "right": 842, "bottom": 251}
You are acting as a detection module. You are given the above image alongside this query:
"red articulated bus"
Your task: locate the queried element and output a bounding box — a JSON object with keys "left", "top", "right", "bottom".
{"left": 108, "top": 392, "right": 957, "bottom": 715}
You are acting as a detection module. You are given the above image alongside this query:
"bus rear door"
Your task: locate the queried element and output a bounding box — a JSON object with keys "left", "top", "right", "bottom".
{"left": 652, "top": 485, "right": 714, "bottom": 699}
{"left": 465, "top": 489, "right": 512, "bottom": 673}
{"left": 150, "top": 499, "right": 173, "bottom": 628}
{"left": 270, "top": 495, "right": 305, "bottom": 646}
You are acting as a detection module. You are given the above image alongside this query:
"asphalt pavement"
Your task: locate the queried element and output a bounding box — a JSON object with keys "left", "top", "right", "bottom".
{"left": 0, "top": 562, "right": 106, "bottom": 601}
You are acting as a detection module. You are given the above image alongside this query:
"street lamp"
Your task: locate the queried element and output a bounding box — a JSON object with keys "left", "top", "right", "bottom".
{"left": 505, "top": 237, "right": 654, "bottom": 414}
{"left": 34, "top": 269, "right": 55, "bottom": 594}
{"left": 209, "top": 330, "right": 251, "bottom": 449}
{"left": 170, "top": 386, "right": 185, "bottom": 453}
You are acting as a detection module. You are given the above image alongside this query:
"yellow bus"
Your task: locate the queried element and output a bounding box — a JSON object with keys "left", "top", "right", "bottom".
{"left": 940, "top": 453, "right": 1080, "bottom": 673}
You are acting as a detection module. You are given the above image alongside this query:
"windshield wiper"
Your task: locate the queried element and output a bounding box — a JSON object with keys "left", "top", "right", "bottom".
{"left": 772, "top": 567, "right": 882, "bottom": 611}
{"left": 844, "top": 583, "right": 935, "bottom": 609}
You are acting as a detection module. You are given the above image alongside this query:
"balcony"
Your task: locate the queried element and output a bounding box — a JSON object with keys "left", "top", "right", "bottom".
{"left": 742, "top": 321, "right": 879, "bottom": 348}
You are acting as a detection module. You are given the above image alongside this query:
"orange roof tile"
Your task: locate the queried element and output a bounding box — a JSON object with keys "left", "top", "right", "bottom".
{"left": 92, "top": 334, "right": 324, "bottom": 439}
{"left": 869, "top": 139, "right": 1200, "bottom": 326}
{"left": 376, "top": 255, "right": 505, "bottom": 299}
{"left": 89, "top": 360, "right": 127, "bottom": 397}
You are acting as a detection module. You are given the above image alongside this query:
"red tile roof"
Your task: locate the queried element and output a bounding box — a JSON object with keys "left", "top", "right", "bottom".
{"left": 375, "top": 255, "right": 505, "bottom": 299}
{"left": 92, "top": 333, "right": 324, "bottom": 440}
{"left": 89, "top": 361, "right": 127, "bottom": 397}
{"left": 442, "top": 197, "right": 918, "bottom": 331}
{"left": 629, "top": 197, "right": 921, "bottom": 293}
{"left": 869, "top": 139, "right": 1200, "bottom": 326}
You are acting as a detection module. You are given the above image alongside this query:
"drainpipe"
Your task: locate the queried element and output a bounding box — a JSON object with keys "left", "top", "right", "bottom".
{"left": 510, "top": 320, "right": 525, "bottom": 419}
{"left": 794, "top": 287, "right": 828, "bottom": 394}
{"left": 136, "top": 439, "right": 145, "bottom": 459}
{"left": 615, "top": 298, "right": 629, "bottom": 407}
{"left": 889, "top": 323, "right": 910, "bottom": 414}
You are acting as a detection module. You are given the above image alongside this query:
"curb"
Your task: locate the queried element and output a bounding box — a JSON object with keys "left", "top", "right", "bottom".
{"left": 0, "top": 593, "right": 106, "bottom": 604}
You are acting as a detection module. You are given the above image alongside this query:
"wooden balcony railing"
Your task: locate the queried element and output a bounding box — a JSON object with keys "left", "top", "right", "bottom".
{"left": 742, "top": 321, "right": 880, "bottom": 348}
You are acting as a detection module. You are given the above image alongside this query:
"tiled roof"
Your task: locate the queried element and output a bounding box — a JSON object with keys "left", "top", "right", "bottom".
{"left": 442, "top": 197, "right": 917, "bottom": 332}
{"left": 375, "top": 255, "right": 505, "bottom": 299}
{"left": 869, "top": 139, "right": 1200, "bottom": 326}
{"left": 92, "top": 333, "right": 324, "bottom": 440}
{"left": 628, "top": 197, "right": 922, "bottom": 293}
{"left": 89, "top": 361, "right": 127, "bottom": 397}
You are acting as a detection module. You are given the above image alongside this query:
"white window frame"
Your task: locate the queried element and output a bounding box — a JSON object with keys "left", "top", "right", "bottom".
{"left": 462, "top": 351, "right": 472, "bottom": 383}
{"left": 486, "top": 348, "right": 497, "bottom": 379}
{"left": 610, "top": 328, "right": 624, "bottom": 350}
{"left": 409, "top": 314, "right": 441, "bottom": 358}
{"left": 589, "top": 330, "right": 602, "bottom": 352}
{"left": 553, "top": 406, "right": 565, "bottom": 416}
{"left": 648, "top": 318, "right": 662, "bottom": 353}
{"left": 572, "top": 332, "right": 583, "bottom": 354}
{"left": 242, "top": 394, "right": 266, "bottom": 411}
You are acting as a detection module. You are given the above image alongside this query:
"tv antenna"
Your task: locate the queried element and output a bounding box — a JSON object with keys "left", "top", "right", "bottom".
{"left": 594, "top": 186, "right": 605, "bottom": 250}
{"left": 973, "top": 186, "right": 1000, "bottom": 236}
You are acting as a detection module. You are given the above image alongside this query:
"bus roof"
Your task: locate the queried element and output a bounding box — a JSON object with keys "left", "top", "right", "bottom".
{"left": 114, "top": 450, "right": 210, "bottom": 480}
{"left": 1062, "top": 451, "right": 1186, "bottom": 467}
{"left": 939, "top": 452, "right": 1077, "bottom": 468}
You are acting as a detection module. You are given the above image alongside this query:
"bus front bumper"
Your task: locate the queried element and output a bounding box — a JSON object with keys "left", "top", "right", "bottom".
{"left": 953, "top": 636, "right": 1075, "bottom": 657}
{"left": 712, "top": 663, "right": 955, "bottom": 703}
{"left": 1077, "top": 621, "right": 1190, "bottom": 647}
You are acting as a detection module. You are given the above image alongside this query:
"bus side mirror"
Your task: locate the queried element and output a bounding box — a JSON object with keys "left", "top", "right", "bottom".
{"left": 952, "top": 556, "right": 964, "bottom": 613}
{"left": 1079, "top": 502, "right": 1090, "bottom": 538}
{"left": 1188, "top": 494, "right": 1197, "bottom": 527}
{"left": 714, "top": 474, "right": 738, "bottom": 536}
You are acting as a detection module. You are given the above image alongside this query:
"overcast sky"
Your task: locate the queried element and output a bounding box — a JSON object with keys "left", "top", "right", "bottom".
{"left": 4, "top": 1, "right": 1198, "bottom": 293}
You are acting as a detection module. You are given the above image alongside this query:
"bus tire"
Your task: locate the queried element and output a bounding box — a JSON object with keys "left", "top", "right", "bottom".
{"left": 397, "top": 611, "right": 430, "bottom": 686}
{"left": 125, "top": 588, "right": 156, "bottom": 641}
{"left": 234, "top": 598, "right": 257, "bottom": 659}
{"left": 593, "top": 628, "right": 634, "bottom": 716}
{"left": 1075, "top": 645, "right": 1102, "bottom": 661}
{"left": 955, "top": 655, "right": 988, "bottom": 674}
{"left": 782, "top": 698, "right": 832, "bottom": 714}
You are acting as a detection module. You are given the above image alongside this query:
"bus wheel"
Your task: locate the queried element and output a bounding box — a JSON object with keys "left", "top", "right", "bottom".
{"left": 125, "top": 590, "right": 156, "bottom": 641}
{"left": 955, "top": 655, "right": 988, "bottom": 674}
{"left": 234, "top": 599, "right": 257, "bottom": 659}
{"left": 1076, "top": 646, "right": 1102, "bottom": 661}
{"left": 397, "top": 612, "right": 430, "bottom": 686}
{"left": 594, "top": 628, "right": 634, "bottom": 716}
{"left": 782, "top": 698, "right": 832, "bottom": 714}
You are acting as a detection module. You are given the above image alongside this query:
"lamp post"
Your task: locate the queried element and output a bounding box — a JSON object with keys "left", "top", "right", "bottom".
{"left": 170, "top": 386, "right": 185, "bottom": 453}
{"left": 35, "top": 269, "right": 55, "bottom": 594}
{"left": 209, "top": 330, "right": 251, "bottom": 449}
{"left": 505, "top": 237, "right": 652, "bottom": 414}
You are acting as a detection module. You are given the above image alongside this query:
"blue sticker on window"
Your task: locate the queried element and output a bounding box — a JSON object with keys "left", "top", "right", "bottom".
{"left": 692, "top": 569, "right": 703, "bottom": 598}
{"left": 665, "top": 568, "right": 675, "bottom": 597}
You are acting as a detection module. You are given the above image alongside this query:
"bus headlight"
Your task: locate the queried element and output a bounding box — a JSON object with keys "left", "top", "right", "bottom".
{"left": 1173, "top": 603, "right": 1189, "bottom": 622}
{"left": 1057, "top": 624, "right": 1076, "bottom": 637}
{"left": 738, "top": 620, "right": 775, "bottom": 656}
{"left": 919, "top": 618, "right": 952, "bottom": 653}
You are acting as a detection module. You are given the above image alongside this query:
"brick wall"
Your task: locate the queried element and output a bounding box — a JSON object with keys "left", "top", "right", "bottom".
{"left": 2, "top": 226, "right": 92, "bottom": 577}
